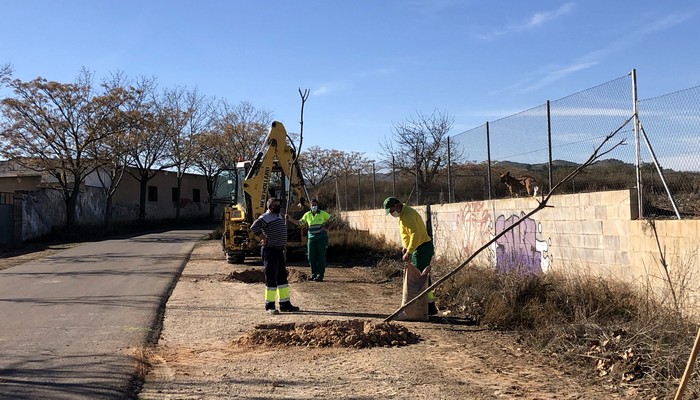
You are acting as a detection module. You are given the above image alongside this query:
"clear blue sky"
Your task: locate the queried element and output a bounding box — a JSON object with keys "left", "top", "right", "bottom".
{"left": 1, "top": 1, "right": 698, "bottom": 161}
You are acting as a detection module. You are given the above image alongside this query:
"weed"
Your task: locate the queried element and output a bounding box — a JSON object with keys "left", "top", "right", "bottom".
{"left": 434, "top": 262, "right": 700, "bottom": 398}
{"left": 327, "top": 221, "right": 401, "bottom": 265}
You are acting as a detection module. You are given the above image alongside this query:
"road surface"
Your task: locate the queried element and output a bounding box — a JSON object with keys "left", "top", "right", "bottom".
{"left": 0, "top": 229, "right": 209, "bottom": 400}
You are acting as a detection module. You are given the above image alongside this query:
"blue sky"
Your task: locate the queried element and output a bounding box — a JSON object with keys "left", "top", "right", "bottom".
{"left": 1, "top": 1, "right": 698, "bottom": 162}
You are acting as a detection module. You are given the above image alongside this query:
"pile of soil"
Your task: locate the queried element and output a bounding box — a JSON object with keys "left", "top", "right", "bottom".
{"left": 235, "top": 319, "right": 421, "bottom": 349}
{"left": 221, "top": 267, "right": 308, "bottom": 283}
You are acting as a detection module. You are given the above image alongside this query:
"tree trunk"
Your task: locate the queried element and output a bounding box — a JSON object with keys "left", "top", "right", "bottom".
{"left": 139, "top": 177, "right": 148, "bottom": 222}
{"left": 103, "top": 195, "right": 113, "bottom": 228}
{"left": 176, "top": 176, "right": 183, "bottom": 221}
{"left": 207, "top": 176, "right": 216, "bottom": 220}
{"left": 64, "top": 181, "right": 81, "bottom": 231}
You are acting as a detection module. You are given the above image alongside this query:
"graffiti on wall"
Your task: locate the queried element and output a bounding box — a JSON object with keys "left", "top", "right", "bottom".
{"left": 493, "top": 212, "right": 551, "bottom": 273}
{"left": 458, "top": 201, "right": 492, "bottom": 256}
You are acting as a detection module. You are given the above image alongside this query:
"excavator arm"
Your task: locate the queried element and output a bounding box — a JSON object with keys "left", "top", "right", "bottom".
{"left": 242, "top": 121, "right": 309, "bottom": 221}
{"left": 222, "top": 121, "right": 310, "bottom": 263}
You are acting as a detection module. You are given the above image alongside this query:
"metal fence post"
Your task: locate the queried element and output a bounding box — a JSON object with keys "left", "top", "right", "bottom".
{"left": 392, "top": 155, "right": 396, "bottom": 197}
{"left": 547, "top": 100, "right": 553, "bottom": 192}
{"left": 357, "top": 168, "right": 361, "bottom": 210}
{"left": 344, "top": 170, "right": 348, "bottom": 211}
{"left": 372, "top": 162, "right": 376, "bottom": 209}
{"left": 415, "top": 147, "right": 420, "bottom": 205}
{"left": 447, "top": 136, "right": 453, "bottom": 203}
{"left": 486, "top": 122, "right": 492, "bottom": 200}
{"left": 632, "top": 68, "right": 643, "bottom": 218}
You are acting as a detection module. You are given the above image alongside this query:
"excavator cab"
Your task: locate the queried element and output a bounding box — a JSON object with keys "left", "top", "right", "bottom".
{"left": 212, "top": 162, "right": 249, "bottom": 221}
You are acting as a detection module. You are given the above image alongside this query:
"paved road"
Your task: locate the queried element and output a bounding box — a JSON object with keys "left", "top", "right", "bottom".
{"left": 0, "top": 229, "right": 210, "bottom": 400}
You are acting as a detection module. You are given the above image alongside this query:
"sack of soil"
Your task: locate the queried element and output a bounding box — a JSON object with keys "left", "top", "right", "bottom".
{"left": 397, "top": 264, "right": 429, "bottom": 321}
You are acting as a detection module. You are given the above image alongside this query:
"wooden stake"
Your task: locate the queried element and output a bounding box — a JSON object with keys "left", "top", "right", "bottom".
{"left": 675, "top": 326, "right": 700, "bottom": 400}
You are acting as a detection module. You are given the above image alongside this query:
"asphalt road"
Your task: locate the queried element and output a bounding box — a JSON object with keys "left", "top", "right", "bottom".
{"left": 0, "top": 229, "right": 210, "bottom": 400}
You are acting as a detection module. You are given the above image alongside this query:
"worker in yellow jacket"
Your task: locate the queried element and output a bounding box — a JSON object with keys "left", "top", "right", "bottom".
{"left": 286, "top": 198, "right": 335, "bottom": 282}
{"left": 383, "top": 197, "right": 438, "bottom": 315}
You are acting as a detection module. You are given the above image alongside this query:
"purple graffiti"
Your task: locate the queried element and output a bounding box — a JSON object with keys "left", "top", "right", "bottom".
{"left": 494, "top": 213, "right": 542, "bottom": 274}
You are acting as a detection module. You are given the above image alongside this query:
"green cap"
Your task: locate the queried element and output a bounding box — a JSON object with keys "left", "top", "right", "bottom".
{"left": 383, "top": 197, "right": 400, "bottom": 214}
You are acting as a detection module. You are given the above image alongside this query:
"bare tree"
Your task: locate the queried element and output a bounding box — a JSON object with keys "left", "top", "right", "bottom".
{"left": 124, "top": 77, "right": 172, "bottom": 223}
{"left": 298, "top": 146, "right": 340, "bottom": 188}
{"left": 192, "top": 131, "right": 227, "bottom": 219}
{"left": 0, "top": 63, "right": 12, "bottom": 84}
{"left": 0, "top": 69, "right": 131, "bottom": 230}
{"left": 211, "top": 100, "right": 273, "bottom": 168}
{"left": 333, "top": 150, "right": 370, "bottom": 210}
{"left": 192, "top": 100, "right": 272, "bottom": 219}
{"left": 161, "top": 86, "right": 213, "bottom": 220}
{"left": 87, "top": 72, "right": 142, "bottom": 227}
{"left": 380, "top": 110, "right": 462, "bottom": 199}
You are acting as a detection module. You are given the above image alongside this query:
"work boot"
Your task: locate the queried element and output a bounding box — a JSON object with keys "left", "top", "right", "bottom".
{"left": 428, "top": 302, "right": 439, "bottom": 316}
{"left": 265, "top": 303, "right": 279, "bottom": 315}
{"left": 279, "top": 301, "right": 300, "bottom": 312}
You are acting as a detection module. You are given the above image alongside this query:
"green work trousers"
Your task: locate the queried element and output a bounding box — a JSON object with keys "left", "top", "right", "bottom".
{"left": 308, "top": 232, "right": 329, "bottom": 278}
{"left": 411, "top": 240, "right": 435, "bottom": 302}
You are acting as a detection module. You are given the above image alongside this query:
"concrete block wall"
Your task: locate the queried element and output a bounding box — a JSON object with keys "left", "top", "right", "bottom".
{"left": 627, "top": 219, "right": 700, "bottom": 310}
{"left": 341, "top": 189, "right": 700, "bottom": 314}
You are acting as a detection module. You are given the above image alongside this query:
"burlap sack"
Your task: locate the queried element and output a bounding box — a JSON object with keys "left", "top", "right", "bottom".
{"left": 396, "top": 264, "right": 429, "bottom": 321}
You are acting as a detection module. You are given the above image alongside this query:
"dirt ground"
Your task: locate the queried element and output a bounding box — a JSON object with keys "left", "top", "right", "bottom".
{"left": 135, "top": 240, "right": 642, "bottom": 400}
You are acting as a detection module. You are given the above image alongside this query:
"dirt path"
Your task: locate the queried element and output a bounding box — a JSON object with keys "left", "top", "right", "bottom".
{"left": 138, "top": 240, "right": 627, "bottom": 399}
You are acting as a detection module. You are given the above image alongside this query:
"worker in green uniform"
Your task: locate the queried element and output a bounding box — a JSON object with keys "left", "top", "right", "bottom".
{"left": 286, "top": 198, "right": 335, "bottom": 282}
{"left": 383, "top": 197, "right": 438, "bottom": 315}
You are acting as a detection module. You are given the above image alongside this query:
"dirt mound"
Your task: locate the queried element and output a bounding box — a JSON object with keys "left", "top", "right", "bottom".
{"left": 222, "top": 268, "right": 308, "bottom": 283}
{"left": 286, "top": 268, "right": 308, "bottom": 282}
{"left": 235, "top": 319, "right": 421, "bottom": 349}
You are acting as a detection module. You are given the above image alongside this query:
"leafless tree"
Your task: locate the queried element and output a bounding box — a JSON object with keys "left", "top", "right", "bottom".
{"left": 0, "top": 68, "right": 131, "bottom": 229}
{"left": 211, "top": 100, "right": 273, "bottom": 168}
{"left": 333, "top": 150, "right": 370, "bottom": 210}
{"left": 298, "top": 146, "right": 341, "bottom": 187}
{"left": 380, "top": 110, "right": 462, "bottom": 199}
{"left": 87, "top": 71, "right": 142, "bottom": 227}
{"left": 192, "top": 131, "right": 227, "bottom": 218}
{"left": 123, "top": 77, "right": 171, "bottom": 222}
{"left": 161, "top": 86, "right": 213, "bottom": 220}
{"left": 0, "top": 63, "right": 12, "bottom": 84}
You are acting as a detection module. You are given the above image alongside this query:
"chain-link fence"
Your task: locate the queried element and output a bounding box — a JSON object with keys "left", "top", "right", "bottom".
{"left": 332, "top": 73, "right": 700, "bottom": 218}
{"left": 448, "top": 74, "right": 637, "bottom": 202}
{"left": 638, "top": 86, "right": 700, "bottom": 217}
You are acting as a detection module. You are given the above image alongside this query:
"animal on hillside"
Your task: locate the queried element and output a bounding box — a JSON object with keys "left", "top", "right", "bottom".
{"left": 500, "top": 171, "right": 538, "bottom": 197}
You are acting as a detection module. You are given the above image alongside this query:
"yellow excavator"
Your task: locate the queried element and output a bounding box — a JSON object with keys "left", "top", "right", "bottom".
{"left": 218, "top": 121, "right": 310, "bottom": 263}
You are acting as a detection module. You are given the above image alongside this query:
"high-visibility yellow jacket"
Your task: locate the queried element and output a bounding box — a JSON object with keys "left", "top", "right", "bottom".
{"left": 398, "top": 205, "right": 431, "bottom": 254}
{"left": 299, "top": 210, "right": 335, "bottom": 239}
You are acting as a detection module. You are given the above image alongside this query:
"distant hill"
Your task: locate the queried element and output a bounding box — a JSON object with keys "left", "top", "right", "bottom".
{"left": 493, "top": 158, "right": 632, "bottom": 173}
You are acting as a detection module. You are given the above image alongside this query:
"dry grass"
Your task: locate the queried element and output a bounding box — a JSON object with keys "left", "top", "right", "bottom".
{"left": 327, "top": 220, "right": 401, "bottom": 265}
{"left": 432, "top": 260, "right": 700, "bottom": 398}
